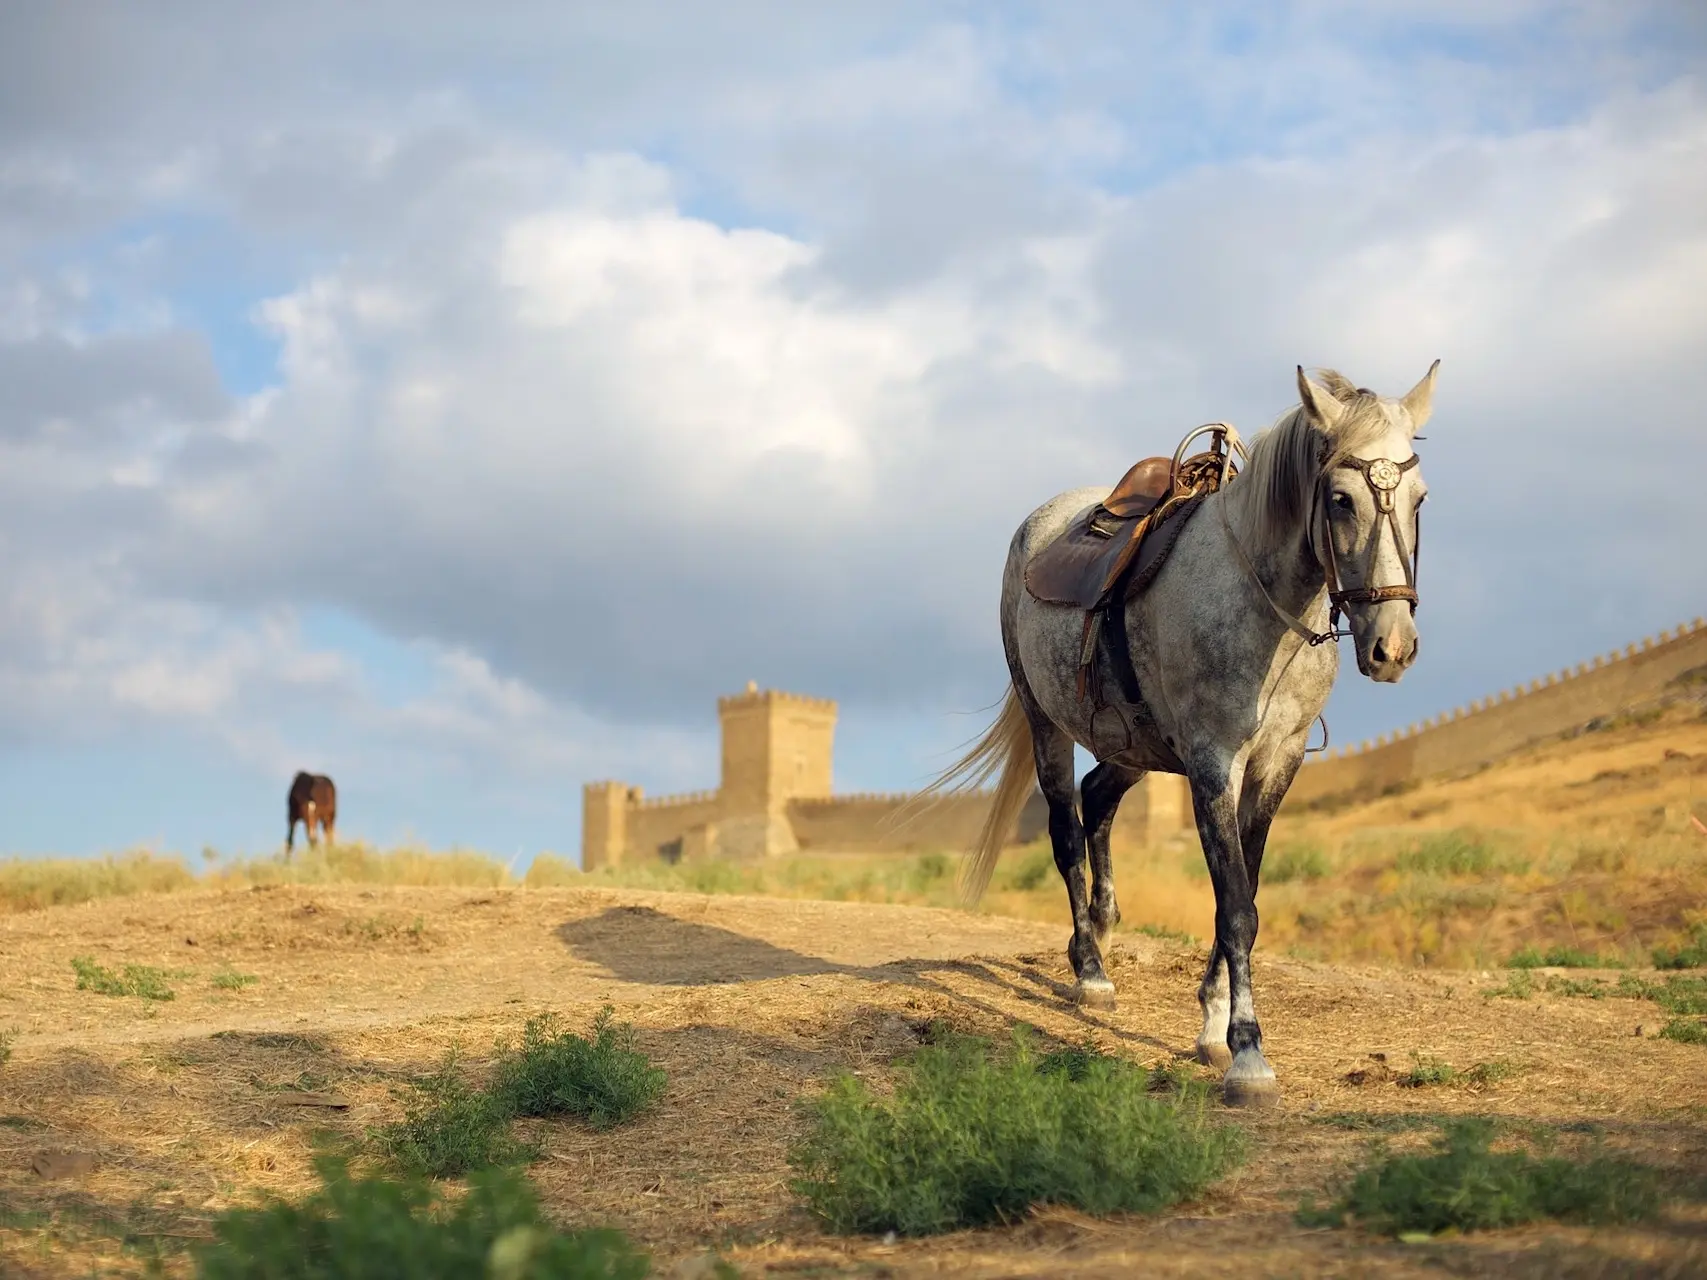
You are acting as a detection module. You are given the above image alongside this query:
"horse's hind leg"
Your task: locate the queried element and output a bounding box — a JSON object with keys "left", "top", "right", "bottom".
{"left": 1031, "top": 723, "right": 1114, "bottom": 1007}
{"left": 1081, "top": 761, "right": 1139, "bottom": 960}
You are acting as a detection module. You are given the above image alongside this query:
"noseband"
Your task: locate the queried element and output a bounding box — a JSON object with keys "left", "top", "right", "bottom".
{"left": 1313, "top": 452, "right": 1422, "bottom": 635}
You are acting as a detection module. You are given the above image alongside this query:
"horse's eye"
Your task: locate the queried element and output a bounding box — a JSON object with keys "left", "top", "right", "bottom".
{"left": 1332, "top": 492, "right": 1355, "bottom": 511}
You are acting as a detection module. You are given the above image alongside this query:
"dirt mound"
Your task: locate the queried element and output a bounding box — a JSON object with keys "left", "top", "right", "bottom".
{"left": 1, "top": 886, "right": 1703, "bottom": 1276}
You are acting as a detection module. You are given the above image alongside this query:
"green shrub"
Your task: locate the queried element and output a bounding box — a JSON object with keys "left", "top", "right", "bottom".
{"left": 1397, "top": 1055, "right": 1455, "bottom": 1088}
{"left": 371, "top": 1050, "right": 528, "bottom": 1179}
{"left": 1483, "top": 971, "right": 1534, "bottom": 1000}
{"left": 788, "top": 1029, "right": 1244, "bottom": 1236}
{"left": 72, "top": 956, "right": 176, "bottom": 1001}
{"left": 1654, "top": 923, "right": 1707, "bottom": 970}
{"left": 1640, "top": 975, "right": 1707, "bottom": 1015}
{"left": 1265, "top": 844, "right": 1329, "bottom": 885}
{"left": 1505, "top": 945, "right": 1624, "bottom": 970}
{"left": 1659, "top": 1018, "right": 1707, "bottom": 1045}
{"left": 196, "top": 1155, "right": 649, "bottom": 1279}
{"left": 0, "top": 1030, "right": 11, "bottom": 1068}
{"left": 1005, "top": 848, "right": 1054, "bottom": 892}
{"left": 1297, "top": 1118, "right": 1666, "bottom": 1236}
{"left": 492, "top": 1008, "right": 666, "bottom": 1130}
{"left": 1461, "top": 1060, "right": 1518, "bottom": 1087}
{"left": 1396, "top": 1056, "right": 1515, "bottom": 1089}
{"left": 1396, "top": 831, "right": 1526, "bottom": 878}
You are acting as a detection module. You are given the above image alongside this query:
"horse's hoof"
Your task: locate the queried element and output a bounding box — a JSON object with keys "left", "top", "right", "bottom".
{"left": 1222, "top": 1075, "right": 1281, "bottom": 1108}
{"left": 1075, "top": 978, "right": 1117, "bottom": 1010}
{"left": 1195, "top": 1041, "right": 1233, "bottom": 1070}
{"left": 1222, "top": 1048, "right": 1279, "bottom": 1108}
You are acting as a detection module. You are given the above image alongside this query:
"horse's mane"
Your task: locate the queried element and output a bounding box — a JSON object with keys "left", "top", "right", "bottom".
{"left": 1234, "top": 369, "right": 1395, "bottom": 547}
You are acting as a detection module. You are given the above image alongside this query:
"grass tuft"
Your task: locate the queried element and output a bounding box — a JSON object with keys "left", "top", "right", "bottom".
{"left": 197, "top": 1154, "right": 649, "bottom": 1279}
{"left": 1395, "top": 831, "right": 1527, "bottom": 878}
{"left": 1395, "top": 1055, "right": 1516, "bottom": 1089}
{"left": 1483, "top": 970, "right": 1535, "bottom": 1000}
{"left": 370, "top": 1049, "right": 530, "bottom": 1179}
{"left": 1266, "top": 843, "right": 1330, "bottom": 885}
{"left": 1654, "top": 923, "right": 1707, "bottom": 970}
{"left": 1396, "top": 1055, "right": 1455, "bottom": 1088}
{"left": 491, "top": 1008, "right": 667, "bottom": 1130}
{"left": 71, "top": 956, "right": 176, "bottom": 1001}
{"left": 211, "top": 970, "right": 259, "bottom": 991}
{"left": 1, "top": 851, "right": 196, "bottom": 913}
{"left": 1504, "top": 945, "right": 1625, "bottom": 970}
{"left": 1297, "top": 1118, "right": 1667, "bottom": 1236}
{"left": 1660, "top": 1018, "right": 1707, "bottom": 1045}
{"left": 788, "top": 1029, "right": 1244, "bottom": 1236}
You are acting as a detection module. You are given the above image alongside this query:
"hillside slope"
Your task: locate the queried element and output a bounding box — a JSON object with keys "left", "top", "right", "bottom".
{"left": 2, "top": 884, "right": 1703, "bottom": 1277}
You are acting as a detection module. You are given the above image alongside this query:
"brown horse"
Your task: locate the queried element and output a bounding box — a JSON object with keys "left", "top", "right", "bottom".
{"left": 286, "top": 772, "right": 337, "bottom": 853}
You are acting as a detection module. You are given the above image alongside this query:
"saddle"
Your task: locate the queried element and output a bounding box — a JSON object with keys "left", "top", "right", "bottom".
{"left": 1024, "top": 424, "right": 1241, "bottom": 702}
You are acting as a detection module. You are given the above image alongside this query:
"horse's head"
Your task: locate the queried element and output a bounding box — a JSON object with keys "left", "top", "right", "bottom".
{"left": 1296, "top": 362, "right": 1436, "bottom": 684}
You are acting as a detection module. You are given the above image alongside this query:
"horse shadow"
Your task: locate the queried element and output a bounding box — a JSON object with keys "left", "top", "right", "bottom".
{"left": 554, "top": 905, "right": 1173, "bottom": 1055}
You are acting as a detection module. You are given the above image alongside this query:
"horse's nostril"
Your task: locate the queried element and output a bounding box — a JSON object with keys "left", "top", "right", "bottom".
{"left": 1372, "top": 636, "right": 1389, "bottom": 664}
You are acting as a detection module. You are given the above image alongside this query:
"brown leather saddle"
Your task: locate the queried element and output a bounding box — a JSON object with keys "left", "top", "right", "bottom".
{"left": 1024, "top": 424, "right": 1241, "bottom": 703}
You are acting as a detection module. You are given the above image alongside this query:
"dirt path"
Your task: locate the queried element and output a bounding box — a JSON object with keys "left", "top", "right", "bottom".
{"left": 2, "top": 884, "right": 1704, "bottom": 1277}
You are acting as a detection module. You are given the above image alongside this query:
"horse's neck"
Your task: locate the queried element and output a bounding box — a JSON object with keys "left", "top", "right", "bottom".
{"left": 1218, "top": 485, "right": 1328, "bottom": 622}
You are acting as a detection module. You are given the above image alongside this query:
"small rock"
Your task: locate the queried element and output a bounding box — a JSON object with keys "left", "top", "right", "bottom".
{"left": 274, "top": 1090, "right": 350, "bottom": 1109}
{"left": 670, "top": 1253, "right": 731, "bottom": 1280}
{"left": 1343, "top": 1052, "right": 1393, "bottom": 1086}
{"left": 31, "top": 1150, "right": 97, "bottom": 1179}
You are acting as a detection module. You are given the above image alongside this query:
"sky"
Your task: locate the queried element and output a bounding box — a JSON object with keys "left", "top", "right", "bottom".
{"left": 1, "top": 1, "right": 1704, "bottom": 863}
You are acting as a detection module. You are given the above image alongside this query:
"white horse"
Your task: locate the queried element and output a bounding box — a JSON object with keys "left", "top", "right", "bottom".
{"left": 929, "top": 363, "right": 1438, "bottom": 1106}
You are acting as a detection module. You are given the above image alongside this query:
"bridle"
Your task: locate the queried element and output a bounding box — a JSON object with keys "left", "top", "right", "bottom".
{"left": 1215, "top": 430, "right": 1424, "bottom": 650}
{"left": 1311, "top": 452, "right": 1422, "bottom": 639}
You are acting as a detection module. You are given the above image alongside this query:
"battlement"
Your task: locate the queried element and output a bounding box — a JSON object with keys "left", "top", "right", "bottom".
{"left": 633, "top": 789, "right": 718, "bottom": 810}
{"left": 716, "top": 680, "right": 839, "bottom": 715}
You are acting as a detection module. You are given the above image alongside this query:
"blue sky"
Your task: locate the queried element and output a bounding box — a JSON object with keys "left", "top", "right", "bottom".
{"left": 0, "top": 2, "right": 1703, "bottom": 862}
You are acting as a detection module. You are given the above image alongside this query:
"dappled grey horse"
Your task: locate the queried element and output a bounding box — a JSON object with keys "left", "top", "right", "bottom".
{"left": 928, "top": 363, "right": 1437, "bottom": 1106}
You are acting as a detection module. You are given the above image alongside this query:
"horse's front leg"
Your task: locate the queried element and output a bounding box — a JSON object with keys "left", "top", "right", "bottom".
{"left": 1195, "top": 948, "right": 1232, "bottom": 1070}
{"left": 1188, "top": 758, "right": 1277, "bottom": 1107}
{"left": 1081, "top": 761, "right": 1140, "bottom": 960}
{"left": 1197, "top": 747, "right": 1306, "bottom": 1074}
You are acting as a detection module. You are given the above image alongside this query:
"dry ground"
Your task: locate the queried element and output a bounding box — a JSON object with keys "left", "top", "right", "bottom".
{"left": 3, "top": 883, "right": 1705, "bottom": 1277}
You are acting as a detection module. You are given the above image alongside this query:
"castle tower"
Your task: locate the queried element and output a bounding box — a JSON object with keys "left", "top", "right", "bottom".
{"left": 581, "top": 781, "right": 635, "bottom": 870}
{"left": 715, "top": 681, "right": 837, "bottom": 857}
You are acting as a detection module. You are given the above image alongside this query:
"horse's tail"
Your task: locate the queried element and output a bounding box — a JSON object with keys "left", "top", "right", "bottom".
{"left": 906, "top": 685, "right": 1037, "bottom": 906}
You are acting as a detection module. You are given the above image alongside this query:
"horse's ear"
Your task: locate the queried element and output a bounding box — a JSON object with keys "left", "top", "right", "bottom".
{"left": 1296, "top": 366, "right": 1343, "bottom": 429}
{"left": 1401, "top": 359, "right": 1440, "bottom": 434}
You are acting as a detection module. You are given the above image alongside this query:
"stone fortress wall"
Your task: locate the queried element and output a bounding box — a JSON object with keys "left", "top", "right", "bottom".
{"left": 582, "top": 617, "right": 1707, "bottom": 868}
{"left": 583, "top": 680, "right": 1197, "bottom": 869}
